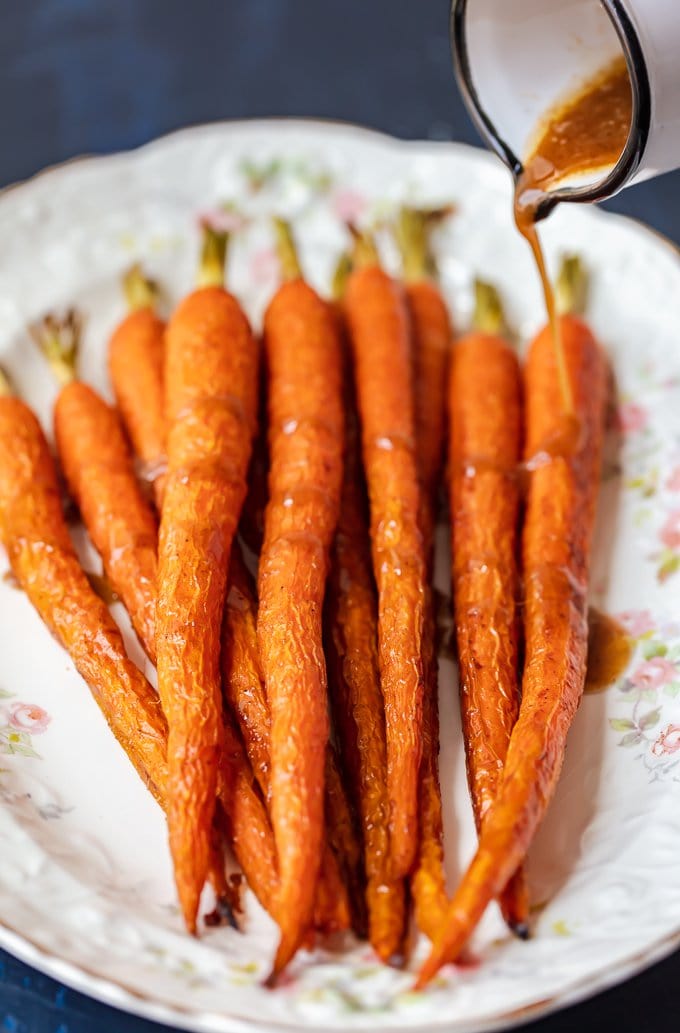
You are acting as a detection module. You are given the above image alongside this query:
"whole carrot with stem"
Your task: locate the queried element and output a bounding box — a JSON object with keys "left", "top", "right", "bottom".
{"left": 344, "top": 230, "right": 426, "bottom": 880}
{"left": 108, "top": 264, "right": 167, "bottom": 508}
{"left": 157, "top": 226, "right": 259, "bottom": 933}
{"left": 0, "top": 371, "right": 285, "bottom": 926}
{"left": 325, "top": 250, "right": 406, "bottom": 961}
{"left": 0, "top": 372, "right": 166, "bottom": 799}
{"left": 395, "top": 208, "right": 452, "bottom": 939}
{"left": 416, "top": 256, "right": 608, "bottom": 987}
{"left": 449, "top": 280, "right": 528, "bottom": 936}
{"left": 33, "top": 312, "right": 159, "bottom": 662}
{"left": 107, "top": 268, "right": 352, "bottom": 938}
{"left": 258, "top": 219, "right": 344, "bottom": 978}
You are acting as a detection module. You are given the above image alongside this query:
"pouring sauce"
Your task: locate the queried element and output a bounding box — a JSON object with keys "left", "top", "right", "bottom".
{"left": 514, "top": 56, "right": 633, "bottom": 414}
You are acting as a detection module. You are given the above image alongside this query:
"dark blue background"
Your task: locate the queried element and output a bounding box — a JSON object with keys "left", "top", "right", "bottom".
{"left": 0, "top": 2, "right": 678, "bottom": 1031}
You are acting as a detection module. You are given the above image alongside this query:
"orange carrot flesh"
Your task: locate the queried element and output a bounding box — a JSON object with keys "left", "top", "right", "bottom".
{"left": 258, "top": 278, "right": 344, "bottom": 975}
{"left": 416, "top": 314, "right": 608, "bottom": 987}
{"left": 325, "top": 394, "right": 407, "bottom": 961}
{"left": 0, "top": 397, "right": 166, "bottom": 801}
{"left": 449, "top": 330, "right": 526, "bottom": 932}
{"left": 157, "top": 286, "right": 258, "bottom": 933}
{"left": 345, "top": 265, "right": 426, "bottom": 879}
{"left": 108, "top": 306, "right": 167, "bottom": 507}
{"left": 54, "top": 382, "right": 159, "bottom": 662}
{"left": 406, "top": 279, "right": 452, "bottom": 940}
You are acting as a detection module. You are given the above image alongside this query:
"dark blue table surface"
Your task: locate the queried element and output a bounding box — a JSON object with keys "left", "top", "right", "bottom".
{"left": 0, "top": 2, "right": 678, "bottom": 1031}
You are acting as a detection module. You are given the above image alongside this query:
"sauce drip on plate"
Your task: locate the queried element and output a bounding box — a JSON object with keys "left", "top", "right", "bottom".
{"left": 585, "top": 607, "right": 633, "bottom": 694}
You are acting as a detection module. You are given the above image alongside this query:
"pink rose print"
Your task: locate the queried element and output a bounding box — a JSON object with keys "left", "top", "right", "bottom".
{"left": 652, "top": 723, "right": 680, "bottom": 757}
{"left": 630, "top": 657, "right": 678, "bottom": 691}
{"left": 660, "top": 510, "right": 680, "bottom": 550}
{"left": 196, "top": 209, "right": 247, "bottom": 233}
{"left": 617, "top": 402, "right": 648, "bottom": 433}
{"left": 332, "top": 188, "right": 367, "bottom": 223}
{"left": 8, "top": 703, "right": 51, "bottom": 735}
{"left": 616, "top": 610, "right": 655, "bottom": 637}
{"left": 666, "top": 466, "right": 680, "bottom": 492}
{"left": 249, "top": 247, "right": 279, "bottom": 285}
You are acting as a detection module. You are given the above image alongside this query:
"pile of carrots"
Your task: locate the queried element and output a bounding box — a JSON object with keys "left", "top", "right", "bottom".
{"left": 0, "top": 209, "right": 607, "bottom": 988}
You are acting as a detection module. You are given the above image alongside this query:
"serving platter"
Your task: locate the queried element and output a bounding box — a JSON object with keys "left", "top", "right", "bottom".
{"left": 0, "top": 119, "right": 679, "bottom": 1033}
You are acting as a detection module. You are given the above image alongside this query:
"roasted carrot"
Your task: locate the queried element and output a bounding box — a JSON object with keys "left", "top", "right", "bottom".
{"left": 107, "top": 268, "right": 350, "bottom": 938}
{"left": 258, "top": 220, "right": 344, "bottom": 977}
{"left": 108, "top": 264, "right": 167, "bottom": 508}
{"left": 395, "top": 208, "right": 453, "bottom": 939}
{"left": 0, "top": 380, "right": 166, "bottom": 800}
{"left": 344, "top": 231, "right": 426, "bottom": 879}
{"left": 33, "top": 312, "right": 159, "bottom": 662}
{"left": 416, "top": 257, "right": 608, "bottom": 987}
{"left": 325, "top": 399, "right": 407, "bottom": 961}
{"left": 222, "top": 549, "right": 353, "bottom": 936}
{"left": 157, "top": 227, "right": 258, "bottom": 933}
{"left": 449, "top": 281, "right": 528, "bottom": 936}
{"left": 326, "top": 249, "right": 407, "bottom": 959}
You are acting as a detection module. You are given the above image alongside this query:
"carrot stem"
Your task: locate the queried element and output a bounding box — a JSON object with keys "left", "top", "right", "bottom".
{"left": 394, "top": 207, "right": 452, "bottom": 283}
{"left": 472, "top": 280, "right": 509, "bottom": 337}
{"left": 197, "top": 225, "right": 229, "bottom": 288}
{"left": 0, "top": 366, "right": 13, "bottom": 398}
{"left": 273, "top": 218, "right": 302, "bottom": 282}
{"left": 123, "top": 263, "right": 161, "bottom": 312}
{"left": 30, "top": 310, "right": 81, "bottom": 386}
{"left": 556, "top": 255, "right": 588, "bottom": 317}
{"left": 331, "top": 252, "right": 352, "bottom": 301}
{"left": 348, "top": 225, "right": 380, "bottom": 269}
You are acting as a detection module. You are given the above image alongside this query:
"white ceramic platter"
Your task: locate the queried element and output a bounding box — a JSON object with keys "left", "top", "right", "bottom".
{"left": 0, "top": 121, "right": 679, "bottom": 1033}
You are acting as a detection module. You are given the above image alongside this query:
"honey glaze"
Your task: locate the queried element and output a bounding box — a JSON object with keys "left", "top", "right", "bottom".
{"left": 514, "top": 56, "right": 633, "bottom": 414}
{"left": 584, "top": 607, "right": 633, "bottom": 693}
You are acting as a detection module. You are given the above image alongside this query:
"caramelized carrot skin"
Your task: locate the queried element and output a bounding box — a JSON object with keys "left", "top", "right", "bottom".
{"left": 158, "top": 286, "right": 258, "bottom": 933}
{"left": 406, "top": 279, "right": 452, "bottom": 938}
{"left": 449, "top": 331, "right": 528, "bottom": 929}
{"left": 0, "top": 398, "right": 166, "bottom": 800}
{"left": 417, "top": 315, "right": 608, "bottom": 986}
{"left": 450, "top": 333, "right": 522, "bottom": 827}
{"left": 0, "top": 400, "right": 280, "bottom": 923}
{"left": 258, "top": 279, "right": 343, "bottom": 972}
{"left": 326, "top": 400, "right": 406, "bottom": 960}
{"left": 54, "top": 382, "right": 158, "bottom": 661}
{"left": 108, "top": 307, "right": 167, "bottom": 506}
{"left": 222, "top": 544, "right": 271, "bottom": 793}
{"left": 221, "top": 537, "right": 353, "bottom": 935}
{"left": 345, "top": 266, "right": 426, "bottom": 879}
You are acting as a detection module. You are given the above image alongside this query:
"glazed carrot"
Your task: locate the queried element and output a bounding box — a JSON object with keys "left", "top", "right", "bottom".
{"left": 0, "top": 381, "right": 166, "bottom": 800}
{"left": 157, "top": 227, "right": 258, "bottom": 933}
{"left": 395, "top": 208, "right": 453, "bottom": 939}
{"left": 108, "top": 265, "right": 167, "bottom": 508}
{"left": 325, "top": 364, "right": 406, "bottom": 960}
{"left": 448, "top": 281, "right": 528, "bottom": 936}
{"left": 344, "top": 232, "right": 426, "bottom": 879}
{"left": 416, "top": 257, "right": 608, "bottom": 987}
{"left": 258, "top": 220, "right": 344, "bottom": 977}
{"left": 33, "top": 313, "right": 159, "bottom": 662}
{"left": 222, "top": 550, "right": 355, "bottom": 935}
{"left": 107, "top": 268, "right": 350, "bottom": 936}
